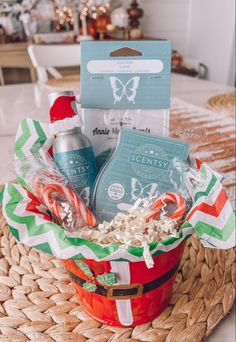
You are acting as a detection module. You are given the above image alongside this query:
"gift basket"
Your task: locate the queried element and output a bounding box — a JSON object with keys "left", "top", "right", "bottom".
{"left": 2, "top": 112, "right": 235, "bottom": 328}
{"left": 2, "top": 41, "right": 235, "bottom": 329}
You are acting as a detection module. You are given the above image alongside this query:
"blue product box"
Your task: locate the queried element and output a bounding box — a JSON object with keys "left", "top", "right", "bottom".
{"left": 81, "top": 40, "right": 171, "bottom": 109}
{"left": 92, "top": 129, "right": 189, "bottom": 222}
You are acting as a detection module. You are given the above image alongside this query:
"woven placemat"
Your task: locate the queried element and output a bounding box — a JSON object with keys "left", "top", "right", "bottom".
{"left": 206, "top": 93, "right": 235, "bottom": 117}
{"left": 170, "top": 98, "right": 236, "bottom": 207}
{"left": 0, "top": 212, "right": 235, "bottom": 342}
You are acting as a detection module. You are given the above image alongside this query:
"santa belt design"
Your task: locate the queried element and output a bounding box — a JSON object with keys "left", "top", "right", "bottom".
{"left": 68, "top": 261, "right": 180, "bottom": 300}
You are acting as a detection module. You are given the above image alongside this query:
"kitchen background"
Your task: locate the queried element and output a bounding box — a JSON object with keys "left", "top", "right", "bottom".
{"left": 140, "top": 0, "right": 235, "bottom": 85}
{"left": 0, "top": 1, "right": 235, "bottom": 341}
{"left": 0, "top": 0, "right": 235, "bottom": 86}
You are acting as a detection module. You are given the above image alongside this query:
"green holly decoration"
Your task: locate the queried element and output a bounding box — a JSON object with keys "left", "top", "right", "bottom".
{"left": 82, "top": 281, "right": 97, "bottom": 292}
{"left": 96, "top": 273, "right": 117, "bottom": 286}
{"left": 75, "top": 260, "right": 117, "bottom": 291}
{"left": 75, "top": 260, "right": 93, "bottom": 277}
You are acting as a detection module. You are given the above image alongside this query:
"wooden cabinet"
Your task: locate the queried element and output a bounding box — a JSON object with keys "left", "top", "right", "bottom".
{"left": 0, "top": 42, "right": 36, "bottom": 85}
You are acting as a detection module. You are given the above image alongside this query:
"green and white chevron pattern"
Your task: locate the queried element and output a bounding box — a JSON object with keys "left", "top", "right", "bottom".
{"left": 1, "top": 117, "right": 235, "bottom": 261}
{"left": 2, "top": 182, "right": 192, "bottom": 261}
{"left": 14, "top": 118, "right": 54, "bottom": 188}
{"left": 184, "top": 164, "right": 235, "bottom": 249}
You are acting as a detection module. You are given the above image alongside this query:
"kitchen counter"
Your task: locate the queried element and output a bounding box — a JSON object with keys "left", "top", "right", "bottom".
{"left": 0, "top": 74, "right": 235, "bottom": 341}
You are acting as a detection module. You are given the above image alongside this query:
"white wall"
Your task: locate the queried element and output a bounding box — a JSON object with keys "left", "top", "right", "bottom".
{"left": 187, "top": 0, "right": 235, "bottom": 85}
{"left": 127, "top": 0, "right": 235, "bottom": 85}
{"left": 138, "top": 0, "right": 190, "bottom": 55}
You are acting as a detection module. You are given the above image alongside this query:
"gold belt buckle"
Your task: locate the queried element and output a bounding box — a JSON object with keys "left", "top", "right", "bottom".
{"left": 107, "top": 283, "right": 144, "bottom": 300}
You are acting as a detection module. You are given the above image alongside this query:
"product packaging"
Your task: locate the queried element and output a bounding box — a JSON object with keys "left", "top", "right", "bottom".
{"left": 80, "top": 40, "right": 171, "bottom": 169}
{"left": 48, "top": 91, "right": 97, "bottom": 206}
{"left": 92, "top": 129, "right": 189, "bottom": 222}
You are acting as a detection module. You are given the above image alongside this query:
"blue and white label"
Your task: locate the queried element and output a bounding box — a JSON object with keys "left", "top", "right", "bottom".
{"left": 87, "top": 59, "right": 164, "bottom": 74}
{"left": 54, "top": 146, "right": 97, "bottom": 205}
{"left": 130, "top": 144, "right": 170, "bottom": 180}
{"left": 107, "top": 182, "right": 126, "bottom": 201}
{"left": 81, "top": 40, "right": 171, "bottom": 109}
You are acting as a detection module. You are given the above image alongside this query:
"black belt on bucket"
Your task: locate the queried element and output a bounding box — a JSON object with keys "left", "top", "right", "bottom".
{"left": 67, "top": 261, "right": 180, "bottom": 300}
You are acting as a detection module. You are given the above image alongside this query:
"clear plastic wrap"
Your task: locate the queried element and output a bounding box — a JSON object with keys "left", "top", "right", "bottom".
{"left": 15, "top": 158, "right": 97, "bottom": 231}
{"left": 82, "top": 108, "right": 169, "bottom": 170}
{"left": 170, "top": 157, "right": 223, "bottom": 203}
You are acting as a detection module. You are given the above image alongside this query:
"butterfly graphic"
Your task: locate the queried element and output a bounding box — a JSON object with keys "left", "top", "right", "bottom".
{"left": 80, "top": 187, "right": 90, "bottom": 206}
{"left": 131, "top": 178, "right": 158, "bottom": 202}
{"left": 110, "top": 77, "right": 140, "bottom": 104}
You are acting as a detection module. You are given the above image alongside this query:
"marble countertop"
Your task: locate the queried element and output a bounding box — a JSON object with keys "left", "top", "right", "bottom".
{"left": 0, "top": 74, "right": 235, "bottom": 340}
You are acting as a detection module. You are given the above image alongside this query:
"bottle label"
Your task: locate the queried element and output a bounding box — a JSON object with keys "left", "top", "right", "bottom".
{"left": 54, "top": 146, "right": 97, "bottom": 205}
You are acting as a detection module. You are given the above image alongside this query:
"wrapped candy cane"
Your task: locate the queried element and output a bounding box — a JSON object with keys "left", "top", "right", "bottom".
{"left": 32, "top": 171, "right": 97, "bottom": 230}
{"left": 147, "top": 192, "right": 187, "bottom": 222}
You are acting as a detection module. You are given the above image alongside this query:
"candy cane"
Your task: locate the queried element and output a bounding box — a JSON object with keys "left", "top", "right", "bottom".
{"left": 147, "top": 192, "right": 186, "bottom": 222}
{"left": 33, "top": 173, "right": 64, "bottom": 218}
{"left": 33, "top": 174, "right": 97, "bottom": 227}
{"left": 33, "top": 172, "right": 62, "bottom": 197}
{"left": 42, "top": 183, "right": 67, "bottom": 219}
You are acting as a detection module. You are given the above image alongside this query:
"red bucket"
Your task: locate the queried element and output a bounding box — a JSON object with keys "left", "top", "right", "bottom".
{"left": 63, "top": 241, "right": 185, "bottom": 327}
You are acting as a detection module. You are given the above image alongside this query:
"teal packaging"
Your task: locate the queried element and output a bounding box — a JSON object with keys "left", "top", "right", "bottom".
{"left": 54, "top": 147, "right": 97, "bottom": 204}
{"left": 81, "top": 40, "right": 171, "bottom": 109}
{"left": 92, "top": 129, "right": 189, "bottom": 222}
{"left": 80, "top": 40, "right": 171, "bottom": 170}
{"left": 53, "top": 128, "right": 97, "bottom": 206}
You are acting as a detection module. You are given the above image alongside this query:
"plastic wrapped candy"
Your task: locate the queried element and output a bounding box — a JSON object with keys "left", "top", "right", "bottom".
{"left": 16, "top": 158, "right": 97, "bottom": 232}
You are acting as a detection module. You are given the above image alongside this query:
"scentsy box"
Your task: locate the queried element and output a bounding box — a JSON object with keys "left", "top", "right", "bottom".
{"left": 81, "top": 40, "right": 171, "bottom": 109}
{"left": 80, "top": 40, "right": 171, "bottom": 169}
